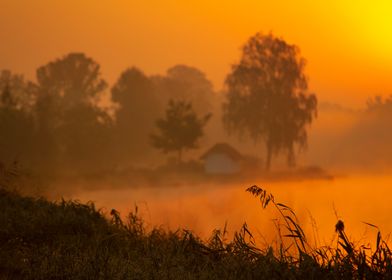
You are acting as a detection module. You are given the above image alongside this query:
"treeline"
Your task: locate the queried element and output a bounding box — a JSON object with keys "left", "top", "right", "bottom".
{"left": 334, "top": 95, "right": 392, "bottom": 168}
{"left": 0, "top": 54, "right": 216, "bottom": 177}
{"left": 1, "top": 32, "right": 320, "bottom": 177}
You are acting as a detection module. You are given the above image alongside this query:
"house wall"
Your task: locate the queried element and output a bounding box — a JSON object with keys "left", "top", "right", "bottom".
{"left": 204, "top": 154, "right": 240, "bottom": 174}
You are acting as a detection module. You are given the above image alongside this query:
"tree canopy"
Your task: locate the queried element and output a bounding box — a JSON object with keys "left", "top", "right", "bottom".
{"left": 151, "top": 100, "right": 211, "bottom": 163}
{"left": 152, "top": 65, "right": 215, "bottom": 115}
{"left": 36, "top": 53, "right": 107, "bottom": 106}
{"left": 0, "top": 70, "right": 36, "bottom": 110}
{"left": 110, "top": 67, "right": 160, "bottom": 163}
{"left": 223, "top": 33, "right": 317, "bottom": 169}
{"left": 34, "top": 53, "right": 112, "bottom": 172}
{"left": 0, "top": 78, "right": 35, "bottom": 163}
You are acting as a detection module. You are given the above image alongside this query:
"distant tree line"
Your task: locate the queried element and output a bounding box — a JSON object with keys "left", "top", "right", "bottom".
{"left": 0, "top": 54, "right": 216, "bottom": 176}
{"left": 0, "top": 32, "right": 318, "bottom": 176}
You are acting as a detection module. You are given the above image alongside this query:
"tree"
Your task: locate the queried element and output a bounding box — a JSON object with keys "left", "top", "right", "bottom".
{"left": 34, "top": 53, "right": 112, "bottom": 172}
{"left": 0, "top": 78, "right": 36, "bottom": 164}
{"left": 57, "top": 103, "right": 113, "bottom": 172}
{"left": 223, "top": 32, "right": 317, "bottom": 170}
{"left": 36, "top": 53, "right": 107, "bottom": 108}
{"left": 111, "top": 67, "right": 160, "bottom": 162}
{"left": 0, "top": 70, "right": 36, "bottom": 111}
{"left": 35, "top": 53, "right": 108, "bottom": 134}
{"left": 152, "top": 65, "right": 215, "bottom": 115}
{"left": 151, "top": 100, "right": 211, "bottom": 163}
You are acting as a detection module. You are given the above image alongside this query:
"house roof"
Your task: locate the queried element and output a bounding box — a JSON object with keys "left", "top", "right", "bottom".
{"left": 200, "top": 142, "right": 243, "bottom": 161}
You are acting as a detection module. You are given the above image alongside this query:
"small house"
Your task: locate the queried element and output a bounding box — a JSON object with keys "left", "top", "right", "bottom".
{"left": 200, "top": 143, "right": 242, "bottom": 175}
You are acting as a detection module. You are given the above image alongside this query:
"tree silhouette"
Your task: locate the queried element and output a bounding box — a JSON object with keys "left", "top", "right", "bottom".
{"left": 35, "top": 53, "right": 108, "bottom": 135}
{"left": 0, "top": 70, "right": 36, "bottom": 111}
{"left": 36, "top": 53, "right": 107, "bottom": 107}
{"left": 34, "top": 53, "right": 111, "bottom": 172}
{"left": 151, "top": 100, "right": 211, "bottom": 163}
{"left": 111, "top": 67, "right": 160, "bottom": 163}
{"left": 0, "top": 78, "right": 35, "bottom": 164}
{"left": 152, "top": 65, "right": 215, "bottom": 115}
{"left": 223, "top": 33, "right": 317, "bottom": 170}
{"left": 1, "top": 83, "right": 16, "bottom": 108}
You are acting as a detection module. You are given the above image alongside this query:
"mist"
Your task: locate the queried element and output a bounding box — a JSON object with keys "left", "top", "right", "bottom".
{"left": 3, "top": 2, "right": 392, "bottom": 277}
{"left": 1, "top": 38, "right": 392, "bottom": 248}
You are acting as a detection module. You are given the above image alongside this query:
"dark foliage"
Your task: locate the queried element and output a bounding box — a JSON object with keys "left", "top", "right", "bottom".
{"left": 223, "top": 32, "right": 317, "bottom": 170}
{"left": 151, "top": 100, "right": 211, "bottom": 163}
{"left": 1, "top": 183, "right": 392, "bottom": 279}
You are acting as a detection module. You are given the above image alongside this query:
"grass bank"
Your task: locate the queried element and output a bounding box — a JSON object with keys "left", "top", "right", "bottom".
{"left": 1, "top": 185, "right": 391, "bottom": 279}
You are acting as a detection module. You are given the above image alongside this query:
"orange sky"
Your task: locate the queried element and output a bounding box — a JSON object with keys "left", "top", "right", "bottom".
{"left": 1, "top": 0, "right": 391, "bottom": 108}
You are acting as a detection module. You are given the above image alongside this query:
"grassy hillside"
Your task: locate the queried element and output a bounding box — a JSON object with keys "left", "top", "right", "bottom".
{"left": 1, "top": 186, "right": 391, "bottom": 279}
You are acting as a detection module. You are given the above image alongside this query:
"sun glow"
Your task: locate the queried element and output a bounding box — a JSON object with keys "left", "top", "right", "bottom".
{"left": 341, "top": 1, "right": 392, "bottom": 61}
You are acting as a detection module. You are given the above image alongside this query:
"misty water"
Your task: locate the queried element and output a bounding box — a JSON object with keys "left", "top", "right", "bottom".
{"left": 60, "top": 174, "right": 392, "bottom": 247}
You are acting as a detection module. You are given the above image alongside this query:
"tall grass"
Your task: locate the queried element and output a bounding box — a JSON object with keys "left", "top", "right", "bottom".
{"left": 1, "top": 181, "right": 392, "bottom": 279}
{"left": 246, "top": 185, "right": 392, "bottom": 279}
